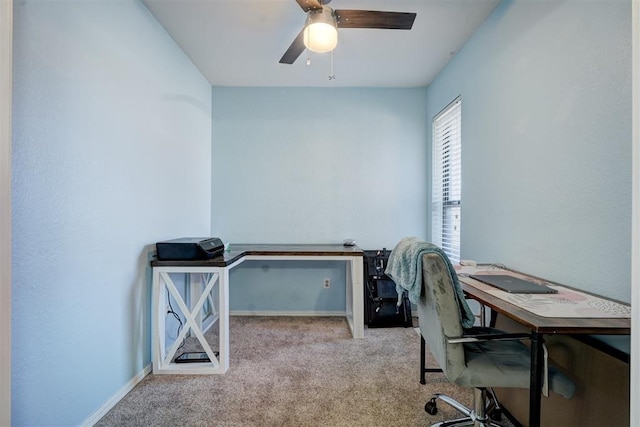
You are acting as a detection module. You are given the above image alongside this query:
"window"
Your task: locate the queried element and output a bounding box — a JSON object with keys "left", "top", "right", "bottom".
{"left": 432, "top": 97, "right": 462, "bottom": 263}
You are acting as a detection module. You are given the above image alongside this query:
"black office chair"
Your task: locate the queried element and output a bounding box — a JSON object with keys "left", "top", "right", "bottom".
{"left": 416, "top": 251, "right": 576, "bottom": 427}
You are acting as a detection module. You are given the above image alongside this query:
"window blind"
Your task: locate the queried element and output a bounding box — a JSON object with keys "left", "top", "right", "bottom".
{"left": 432, "top": 98, "right": 462, "bottom": 263}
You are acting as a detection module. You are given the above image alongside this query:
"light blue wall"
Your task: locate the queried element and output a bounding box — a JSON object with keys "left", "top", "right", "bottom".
{"left": 426, "top": 0, "right": 632, "bottom": 301}
{"left": 229, "top": 261, "right": 347, "bottom": 313}
{"left": 12, "top": 1, "right": 212, "bottom": 425}
{"left": 212, "top": 87, "right": 428, "bottom": 312}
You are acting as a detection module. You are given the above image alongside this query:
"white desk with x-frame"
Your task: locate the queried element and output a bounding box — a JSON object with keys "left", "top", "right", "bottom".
{"left": 151, "top": 244, "right": 365, "bottom": 374}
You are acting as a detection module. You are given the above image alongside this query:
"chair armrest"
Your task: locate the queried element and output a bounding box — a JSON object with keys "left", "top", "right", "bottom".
{"left": 447, "top": 332, "right": 530, "bottom": 344}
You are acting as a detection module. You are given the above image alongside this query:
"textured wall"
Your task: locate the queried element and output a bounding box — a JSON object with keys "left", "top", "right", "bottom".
{"left": 1, "top": 2, "right": 12, "bottom": 425}
{"left": 426, "top": 0, "right": 632, "bottom": 301}
{"left": 212, "top": 87, "right": 428, "bottom": 312}
{"left": 11, "top": 1, "right": 211, "bottom": 424}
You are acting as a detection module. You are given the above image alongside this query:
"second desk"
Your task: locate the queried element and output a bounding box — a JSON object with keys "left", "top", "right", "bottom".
{"left": 456, "top": 265, "right": 631, "bottom": 427}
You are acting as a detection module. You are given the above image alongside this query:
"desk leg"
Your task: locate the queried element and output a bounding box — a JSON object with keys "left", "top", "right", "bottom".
{"left": 152, "top": 268, "right": 228, "bottom": 374}
{"left": 218, "top": 266, "right": 229, "bottom": 373}
{"left": 151, "top": 268, "right": 164, "bottom": 374}
{"left": 529, "top": 332, "right": 544, "bottom": 427}
{"left": 345, "top": 257, "right": 364, "bottom": 338}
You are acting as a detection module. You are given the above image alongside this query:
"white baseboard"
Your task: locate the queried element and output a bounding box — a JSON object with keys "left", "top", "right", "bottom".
{"left": 81, "top": 363, "right": 152, "bottom": 426}
{"left": 230, "top": 310, "right": 346, "bottom": 317}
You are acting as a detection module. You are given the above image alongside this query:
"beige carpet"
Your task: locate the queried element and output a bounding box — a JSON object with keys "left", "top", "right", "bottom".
{"left": 96, "top": 316, "right": 477, "bottom": 426}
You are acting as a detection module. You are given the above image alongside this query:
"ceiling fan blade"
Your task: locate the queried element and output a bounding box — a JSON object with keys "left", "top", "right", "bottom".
{"left": 296, "top": 0, "right": 323, "bottom": 12}
{"left": 279, "top": 28, "right": 306, "bottom": 64}
{"left": 335, "top": 10, "right": 416, "bottom": 30}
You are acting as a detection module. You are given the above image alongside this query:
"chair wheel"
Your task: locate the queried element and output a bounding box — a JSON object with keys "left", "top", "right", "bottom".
{"left": 485, "top": 398, "right": 502, "bottom": 421}
{"left": 425, "top": 398, "right": 438, "bottom": 415}
{"left": 488, "top": 407, "right": 502, "bottom": 421}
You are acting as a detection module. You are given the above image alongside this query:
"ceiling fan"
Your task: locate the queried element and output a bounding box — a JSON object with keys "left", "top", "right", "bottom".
{"left": 279, "top": 0, "right": 417, "bottom": 64}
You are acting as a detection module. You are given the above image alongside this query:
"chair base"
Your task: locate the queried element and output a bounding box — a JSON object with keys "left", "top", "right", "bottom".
{"left": 431, "top": 418, "right": 505, "bottom": 427}
{"left": 426, "top": 389, "right": 509, "bottom": 427}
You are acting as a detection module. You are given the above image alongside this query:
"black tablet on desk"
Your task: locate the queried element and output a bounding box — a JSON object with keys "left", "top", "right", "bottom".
{"left": 469, "top": 274, "right": 558, "bottom": 294}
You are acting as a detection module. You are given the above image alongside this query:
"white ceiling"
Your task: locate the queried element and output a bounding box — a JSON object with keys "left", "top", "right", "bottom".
{"left": 142, "top": 0, "right": 501, "bottom": 87}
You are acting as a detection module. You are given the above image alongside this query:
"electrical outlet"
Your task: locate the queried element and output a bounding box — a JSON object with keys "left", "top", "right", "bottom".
{"left": 323, "top": 278, "right": 331, "bottom": 288}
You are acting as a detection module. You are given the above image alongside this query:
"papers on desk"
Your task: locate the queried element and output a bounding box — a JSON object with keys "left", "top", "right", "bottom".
{"left": 455, "top": 264, "right": 631, "bottom": 319}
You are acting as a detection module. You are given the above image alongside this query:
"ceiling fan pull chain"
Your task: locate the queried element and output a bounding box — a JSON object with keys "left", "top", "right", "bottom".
{"left": 329, "top": 50, "right": 336, "bottom": 80}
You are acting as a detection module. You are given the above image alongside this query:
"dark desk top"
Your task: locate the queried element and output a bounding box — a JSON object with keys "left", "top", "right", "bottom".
{"left": 459, "top": 271, "right": 631, "bottom": 336}
{"left": 151, "top": 243, "right": 364, "bottom": 267}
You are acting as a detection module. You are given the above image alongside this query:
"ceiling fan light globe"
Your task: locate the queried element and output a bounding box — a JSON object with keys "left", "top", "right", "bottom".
{"left": 304, "top": 22, "right": 338, "bottom": 53}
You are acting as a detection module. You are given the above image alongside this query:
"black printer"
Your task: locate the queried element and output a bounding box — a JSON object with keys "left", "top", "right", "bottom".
{"left": 156, "top": 237, "right": 224, "bottom": 260}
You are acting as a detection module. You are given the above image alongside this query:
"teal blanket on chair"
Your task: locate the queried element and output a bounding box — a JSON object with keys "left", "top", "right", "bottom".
{"left": 385, "top": 237, "right": 475, "bottom": 329}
